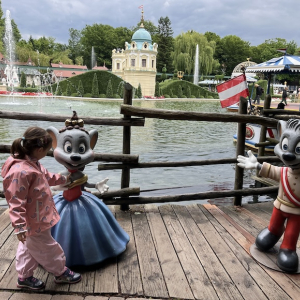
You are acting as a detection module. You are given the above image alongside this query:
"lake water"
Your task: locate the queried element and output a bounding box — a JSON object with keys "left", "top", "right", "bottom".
{"left": 0, "top": 96, "right": 271, "bottom": 206}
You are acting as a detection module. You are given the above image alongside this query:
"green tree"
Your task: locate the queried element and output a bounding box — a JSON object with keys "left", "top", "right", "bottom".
{"left": 156, "top": 17, "right": 174, "bottom": 73}
{"left": 186, "top": 85, "right": 191, "bottom": 98}
{"left": 31, "top": 81, "right": 36, "bottom": 88}
{"left": 68, "top": 28, "right": 84, "bottom": 64}
{"left": 66, "top": 83, "right": 71, "bottom": 96}
{"left": 155, "top": 81, "right": 160, "bottom": 97}
{"left": 178, "top": 85, "right": 183, "bottom": 98}
{"left": 218, "top": 35, "right": 250, "bottom": 76}
{"left": 137, "top": 83, "right": 142, "bottom": 98}
{"left": 91, "top": 73, "right": 99, "bottom": 97}
{"left": 106, "top": 79, "right": 113, "bottom": 98}
{"left": 80, "top": 24, "right": 131, "bottom": 69}
{"left": 172, "top": 31, "right": 216, "bottom": 76}
{"left": 11, "top": 19, "right": 21, "bottom": 43}
{"left": 78, "top": 80, "right": 84, "bottom": 96}
{"left": 20, "top": 71, "right": 26, "bottom": 88}
{"left": 56, "top": 85, "right": 62, "bottom": 96}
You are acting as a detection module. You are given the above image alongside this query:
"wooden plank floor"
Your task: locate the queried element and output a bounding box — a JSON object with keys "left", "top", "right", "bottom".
{"left": 0, "top": 202, "right": 300, "bottom": 299}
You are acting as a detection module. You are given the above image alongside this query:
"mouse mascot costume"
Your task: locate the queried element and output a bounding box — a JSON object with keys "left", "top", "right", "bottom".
{"left": 47, "top": 111, "right": 129, "bottom": 267}
{"left": 237, "top": 119, "right": 300, "bottom": 273}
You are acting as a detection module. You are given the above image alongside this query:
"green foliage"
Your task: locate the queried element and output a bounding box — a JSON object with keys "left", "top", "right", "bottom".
{"left": 66, "top": 83, "right": 71, "bottom": 96}
{"left": 77, "top": 79, "right": 84, "bottom": 96}
{"left": 156, "top": 17, "right": 174, "bottom": 74}
{"left": 186, "top": 85, "right": 191, "bottom": 98}
{"left": 51, "top": 71, "right": 123, "bottom": 99}
{"left": 155, "top": 81, "right": 160, "bottom": 97}
{"left": 91, "top": 73, "right": 99, "bottom": 97}
{"left": 80, "top": 24, "right": 132, "bottom": 68}
{"left": 99, "top": 94, "right": 106, "bottom": 98}
{"left": 56, "top": 85, "right": 62, "bottom": 95}
{"left": 178, "top": 85, "right": 183, "bottom": 98}
{"left": 84, "top": 93, "right": 92, "bottom": 98}
{"left": 20, "top": 72, "right": 26, "bottom": 88}
{"left": 217, "top": 35, "right": 250, "bottom": 76}
{"left": 173, "top": 31, "right": 217, "bottom": 76}
{"left": 137, "top": 83, "right": 142, "bottom": 98}
{"left": 160, "top": 79, "right": 218, "bottom": 99}
{"left": 31, "top": 81, "right": 36, "bottom": 88}
{"left": 106, "top": 79, "right": 114, "bottom": 98}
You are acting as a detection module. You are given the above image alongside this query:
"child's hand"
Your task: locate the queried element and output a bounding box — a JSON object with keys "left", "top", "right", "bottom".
{"left": 17, "top": 232, "right": 26, "bottom": 243}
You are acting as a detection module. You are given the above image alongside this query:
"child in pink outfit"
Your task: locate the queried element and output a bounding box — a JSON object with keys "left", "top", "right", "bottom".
{"left": 1, "top": 127, "right": 81, "bottom": 290}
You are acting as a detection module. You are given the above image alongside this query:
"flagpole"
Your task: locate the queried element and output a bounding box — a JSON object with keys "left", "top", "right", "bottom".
{"left": 241, "top": 65, "right": 252, "bottom": 109}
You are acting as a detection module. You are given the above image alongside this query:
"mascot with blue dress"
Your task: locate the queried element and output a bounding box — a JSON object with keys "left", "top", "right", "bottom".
{"left": 47, "top": 111, "right": 129, "bottom": 267}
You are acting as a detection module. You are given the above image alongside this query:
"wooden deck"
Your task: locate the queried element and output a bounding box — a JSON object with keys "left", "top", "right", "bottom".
{"left": 0, "top": 202, "right": 300, "bottom": 299}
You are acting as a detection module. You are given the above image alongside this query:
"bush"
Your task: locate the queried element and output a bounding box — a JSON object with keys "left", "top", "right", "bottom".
{"left": 91, "top": 73, "right": 99, "bottom": 98}
{"left": 182, "top": 95, "right": 187, "bottom": 98}
{"left": 78, "top": 80, "right": 84, "bottom": 96}
{"left": 99, "top": 94, "right": 106, "bottom": 98}
{"left": 84, "top": 93, "right": 92, "bottom": 98}
{"left": 71, "top": 93, "right": 78, "bottom": 97}
{"left": 164, "top": 94, "right": 170, "bottom": 98}
{"left": 191, "top": 95, "right": 196, "bottom": 98}
{"left": 106, "top": 79, "right": 114, "bottom": 98}
{"left": 114, "top": 94, "right": 121, "bottom": 98}
{"left": 178, "top": 85, "right": 183, "bottom": 98}
{"left": 171, "top": 95, "right": 178, "bottom": 98}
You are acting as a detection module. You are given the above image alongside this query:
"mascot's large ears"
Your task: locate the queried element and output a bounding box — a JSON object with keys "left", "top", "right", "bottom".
{"left": 89, "top": 129, "right": 98, "bottom": 150}
{"left": 277, "top": 120, "right": 287, "bottom": 139}
{"left": 46, "top": 127, "right": 59, "bottom": 149}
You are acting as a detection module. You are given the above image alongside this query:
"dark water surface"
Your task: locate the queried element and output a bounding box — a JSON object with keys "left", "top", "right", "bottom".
{"left": 0, "top": 96, "right": 272, "bottom": 205}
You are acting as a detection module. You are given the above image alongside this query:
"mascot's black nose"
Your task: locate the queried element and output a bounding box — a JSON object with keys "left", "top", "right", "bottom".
{"left": 70, "top": 155, "right": 81, "bottom": 162}
{"left": 282, "top": 153, "right": 296, "bottom": 161}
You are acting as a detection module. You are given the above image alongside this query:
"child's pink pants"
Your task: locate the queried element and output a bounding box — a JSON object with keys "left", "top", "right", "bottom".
{"left": 16, "top": 228, "right": 66, "bottom": 279}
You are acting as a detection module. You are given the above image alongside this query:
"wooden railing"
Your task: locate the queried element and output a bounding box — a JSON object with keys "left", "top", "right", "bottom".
{"left": 2, "top": 87, "right": 299, "bottom": 209}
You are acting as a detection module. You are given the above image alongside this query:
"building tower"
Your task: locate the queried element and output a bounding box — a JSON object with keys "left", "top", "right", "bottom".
{"left": 111, "top": 8, "right": 158, "bottom": 96}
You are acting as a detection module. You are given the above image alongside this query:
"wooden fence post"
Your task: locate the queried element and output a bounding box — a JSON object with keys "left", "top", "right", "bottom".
{"left": 121, "top": 82, "right": 133, "bottom": 210}
{"left": 234, "top": 97, "right": 248, "bottom": 206}
{"left": 257, "top": 94, "right": 272, "bottom": 159}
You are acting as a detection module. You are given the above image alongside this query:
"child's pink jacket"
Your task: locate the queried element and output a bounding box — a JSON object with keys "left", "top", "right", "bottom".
{"left": 1, "top": 155, "right": 67, "bottom": 236}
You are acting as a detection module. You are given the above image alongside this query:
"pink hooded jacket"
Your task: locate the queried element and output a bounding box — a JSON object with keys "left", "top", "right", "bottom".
{"left": 1, "top": 155, "right": 67, "bottom": 236}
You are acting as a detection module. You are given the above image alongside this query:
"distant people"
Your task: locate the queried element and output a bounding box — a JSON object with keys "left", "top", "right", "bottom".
{"left": 253, "top": 84, "right": 263, "bottom": 104}
{"left": 280, "top": 87, "right": 288, "bottom": 106}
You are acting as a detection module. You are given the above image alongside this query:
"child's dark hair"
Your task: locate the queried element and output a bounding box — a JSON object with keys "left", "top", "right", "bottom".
{"left": 11, "top": 127, "right": 52, "bottom": 159}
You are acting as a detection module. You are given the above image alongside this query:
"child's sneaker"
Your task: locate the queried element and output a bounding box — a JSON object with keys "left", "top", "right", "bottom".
{"left": 17, "top": 276, "right": 45, "bottom": 290}
{"left": 54, "top": 268, "right": 81, "bottom": 284}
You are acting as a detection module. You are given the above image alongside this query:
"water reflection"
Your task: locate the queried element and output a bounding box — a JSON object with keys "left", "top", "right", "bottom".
{"left": 0, "top": 97, "right": 270, "bottom": 205}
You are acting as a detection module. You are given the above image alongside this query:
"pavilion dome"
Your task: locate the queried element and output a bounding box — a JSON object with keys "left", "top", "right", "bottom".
{"left": 231, "top": 59, "right": 258, "bottom": 80}
{"left": 232, "top": 60, "right": 257, "bottom": 74}
{"left": 132, "top": 27, "right": 152, "bottom": 43}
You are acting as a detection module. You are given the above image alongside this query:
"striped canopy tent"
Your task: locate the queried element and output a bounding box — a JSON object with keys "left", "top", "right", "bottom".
{"left": 246, "top": 53, "right": 300, "bottom": 93}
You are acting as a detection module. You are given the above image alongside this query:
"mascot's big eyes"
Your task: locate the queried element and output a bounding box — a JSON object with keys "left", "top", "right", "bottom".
{"left": 78, "top": 143, "right": 86, "bottom": 154}
{"left": 64, "top": 141, "right": 72, "bottom": 153}
{"left": 282, "top": 137, "right": 289, "bottom": 151}
{"left": 295, "top": 142, "right": 300, "bottom": 154}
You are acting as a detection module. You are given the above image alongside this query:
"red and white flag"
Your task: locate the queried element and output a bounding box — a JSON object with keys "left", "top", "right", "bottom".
{"left": 138, "top": 5, "right": 143, "bottom": 9}
{"left": 216, "top": 74, "right": 249, "bottom": 108}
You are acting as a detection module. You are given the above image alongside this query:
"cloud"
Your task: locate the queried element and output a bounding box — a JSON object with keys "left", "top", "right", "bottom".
{"left": 2, "top": 0, "right": 300, "bottom": 47}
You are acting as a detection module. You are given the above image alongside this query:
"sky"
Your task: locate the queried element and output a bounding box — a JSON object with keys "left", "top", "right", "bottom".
{"left": 2, "top": 0, "right": 300, "bottom": 47}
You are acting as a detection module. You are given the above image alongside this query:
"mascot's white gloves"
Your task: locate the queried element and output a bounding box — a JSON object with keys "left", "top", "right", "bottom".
{"left": 95, "top": 178, "right": 109, "bottom": 194}
{"left": 237, "top": 150, "right": 260, "bottom": 169}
